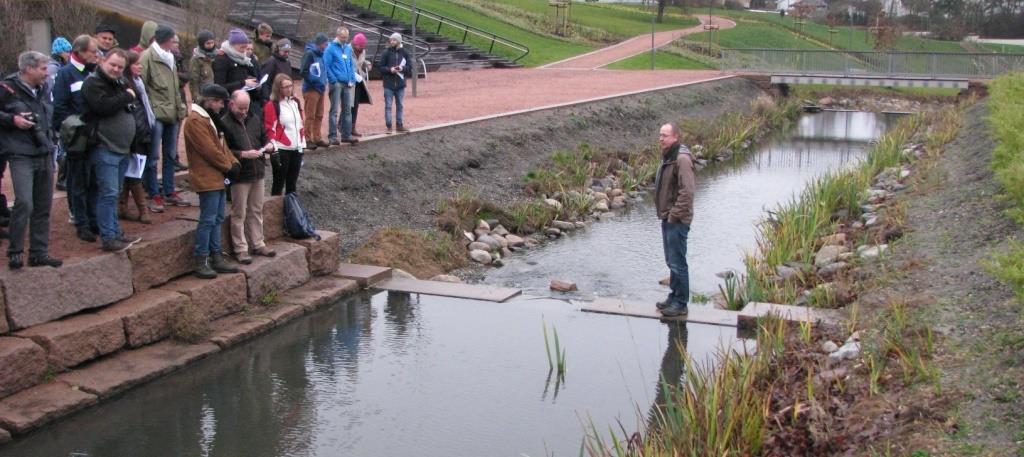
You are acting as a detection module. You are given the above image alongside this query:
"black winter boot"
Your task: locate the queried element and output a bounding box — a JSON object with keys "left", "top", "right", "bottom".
{"left": 194, "top": 256, "right": 217, "bottom": 279}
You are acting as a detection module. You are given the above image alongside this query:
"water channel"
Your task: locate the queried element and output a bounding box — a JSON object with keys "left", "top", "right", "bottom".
{"left": 2, "top": 110, "right": 901, "bottom": 457}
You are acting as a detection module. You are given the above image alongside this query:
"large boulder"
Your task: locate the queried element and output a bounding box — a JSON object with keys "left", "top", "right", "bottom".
{"left": 504, "top": 234, "right": 525, "bottom": 247}
{"left": 469, "top": 250, "right": 492, "bottom": 264}
{"left": 1, "top": 253, "right": 134, "bottom": 330}
{"left": 477, "top": 235, "right": 501, "bottom": 250}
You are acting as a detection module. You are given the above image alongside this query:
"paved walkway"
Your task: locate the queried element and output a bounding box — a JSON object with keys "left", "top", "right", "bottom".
{"left": 541, "top": 15, "right": 736, "bottom": 70}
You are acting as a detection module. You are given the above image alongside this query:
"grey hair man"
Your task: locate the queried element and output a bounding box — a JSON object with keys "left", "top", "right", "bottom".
{"left": 654, "top": 122, "right": 695, "bottom": 317}
{"left": 0, "top": 51, "right": 63, "bottom": 269}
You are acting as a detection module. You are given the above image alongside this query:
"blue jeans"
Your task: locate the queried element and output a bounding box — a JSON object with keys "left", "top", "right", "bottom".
{"left": 194, "top": 190, "right": 226, "bottom": 257}
{"left": 328, "top": 82, "right": 353, "bottom": 141}
{"left": 144, "top": 120, "right": 179, "bottom": 198}
{"left": 90, "top": 148, "right": 129, "bottom": 242}
{"left": 383, "top": 86, "right": 404, "bottom": 128}
{"left": 661, "top": 220, "right": 690, "bottom": 307}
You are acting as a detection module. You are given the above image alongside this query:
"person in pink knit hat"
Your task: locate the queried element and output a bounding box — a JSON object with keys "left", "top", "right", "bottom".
{"left": 350, "top": 33, "right": 372, "bottom": 137}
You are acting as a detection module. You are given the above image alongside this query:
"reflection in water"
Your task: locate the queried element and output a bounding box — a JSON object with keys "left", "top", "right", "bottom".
{"left": 646, "top": 322, "right": 688, "bottom": 431}
{"left": 483, "top": 111, "right": 904, "bottom": 304}
{"left": 3, "top": 294, "right": 744, "bottom": 457}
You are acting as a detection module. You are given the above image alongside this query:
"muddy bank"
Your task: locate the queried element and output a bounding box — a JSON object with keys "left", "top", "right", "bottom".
{"left": 299, "top": 77, "right": 765, "bottom": 253}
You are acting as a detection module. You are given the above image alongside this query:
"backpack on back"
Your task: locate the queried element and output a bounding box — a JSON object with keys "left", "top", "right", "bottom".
{"left": 283, "top": 193, "right": 320, "bottom": 240}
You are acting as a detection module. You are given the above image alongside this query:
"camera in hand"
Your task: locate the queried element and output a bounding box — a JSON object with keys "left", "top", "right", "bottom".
{"left": 22, "top": 112, "right": 37, "bottom": 123}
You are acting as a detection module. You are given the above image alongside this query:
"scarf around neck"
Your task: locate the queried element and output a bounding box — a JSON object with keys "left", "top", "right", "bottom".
{"left": 220, "top": 41, "right": 252, "bottom": 67}
{"left": 194, "top": 46, "right": 217, "bottom": 60}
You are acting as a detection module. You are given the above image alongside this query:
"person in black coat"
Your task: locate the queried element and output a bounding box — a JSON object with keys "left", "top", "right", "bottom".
{"left": 214, "top": 29, "right": 264, "bottom": 118}
{"left": 377, "top": 33, "right": 412, "bottom": 133}
{"left": 261, "top": 38, "right": 292, "bottom": 101}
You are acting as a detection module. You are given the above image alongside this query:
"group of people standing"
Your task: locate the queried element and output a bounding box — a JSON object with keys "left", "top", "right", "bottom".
{"left": 0, "top": 20, "right": 412, "bottom": 279}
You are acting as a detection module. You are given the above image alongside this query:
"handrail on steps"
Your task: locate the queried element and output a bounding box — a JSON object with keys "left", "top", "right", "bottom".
{"left": 356, "top": 0, "right": 530, "bottom": 62}
{"left": 244, "top": 0, "right": 433, "bottom": 65}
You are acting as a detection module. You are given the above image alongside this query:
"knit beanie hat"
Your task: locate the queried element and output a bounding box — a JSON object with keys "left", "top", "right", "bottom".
{"left": 153, "top": 25, "right": 176, "bottom": 45}
{"left": 313, "top": 32, "right": 329, "bottom": 46}
{"left": 352, "top": 33, "right": 367, "bottom": 48}
{"left": 51, "top": 37, "right": 72, "bottom": 55}
{"left": 389, "top": 32, "right": 403, "bottom": 45}
{"left": 228, "top": 28, "right": 250, "bottom": 45}
{"left": 197, "top": 30, "right": 216, "bottom": 48}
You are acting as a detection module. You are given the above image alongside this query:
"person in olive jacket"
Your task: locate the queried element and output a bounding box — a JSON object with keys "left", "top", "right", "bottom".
{"left": 0, "top": 51, "right": 62, "bottom": 269}
{"left": 141, "top": 24, "right": 190, "bottom": 211}
{"left": 183, "top": 84, "right": 241, "bottom": 279}
{"left": 188, "top": 30, "right": 217, "bottom": 103}
{"left": 220, "top": 90, "right": 277, "bottom": 264}
{"left": 653, "top": 122, "right": 696, "bottom": 318}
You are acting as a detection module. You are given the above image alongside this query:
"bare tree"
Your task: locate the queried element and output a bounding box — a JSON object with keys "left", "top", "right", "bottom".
{"left": 0, "top": 0, "right": 29, "bottom": 74}
{"left": 44, "top": 0, "right": 102, "bottom": 40}
{"left": 179, "top": 0, "right": 233, "bottom": 55}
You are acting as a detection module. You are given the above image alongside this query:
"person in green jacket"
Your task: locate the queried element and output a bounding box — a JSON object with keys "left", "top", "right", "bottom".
{"left": 188, "top": 30, "right": 217, "bottom": 103}
{"left": 141, "top": 24, "right": 190, "bottom": 212}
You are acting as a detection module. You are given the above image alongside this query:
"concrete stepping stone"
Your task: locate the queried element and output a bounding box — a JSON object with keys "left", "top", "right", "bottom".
{"left": 0, "top": 381, "right": 97, "bottom": 435}
{"left": 373, "top": 278, "right": 521, "bottom": 303}
{"left": 737, "top": 302, "right": 842, "bottom": 330}
{"left": 579, "top": 298, "right": 739, "bottom": 327}
{"left": 56, "top": 340, "right": 220, "bottom": 399}
{"left": 336, "top": 263, "right": 393, "bottom": 287}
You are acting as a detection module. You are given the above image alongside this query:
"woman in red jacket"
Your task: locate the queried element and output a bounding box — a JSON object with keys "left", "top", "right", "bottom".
{"left": 263, "top": 74, "right": 307, "bottom": 195}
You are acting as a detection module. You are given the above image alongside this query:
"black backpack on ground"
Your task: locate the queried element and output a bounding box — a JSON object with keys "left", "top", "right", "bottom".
{"left": 283, "top": 193, "right": 320, "bottom": 240}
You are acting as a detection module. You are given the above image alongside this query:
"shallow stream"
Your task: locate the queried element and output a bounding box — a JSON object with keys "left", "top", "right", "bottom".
{"left": 3, "top": 110, "right": 900, "bottom": 457}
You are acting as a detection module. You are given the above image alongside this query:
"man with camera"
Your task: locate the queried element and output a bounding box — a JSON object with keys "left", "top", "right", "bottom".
{"left": 0, "top": 51, "right": 63, "bottom": 269}
{"left": 82, "top": 48, "right": 143, "bottom": 252}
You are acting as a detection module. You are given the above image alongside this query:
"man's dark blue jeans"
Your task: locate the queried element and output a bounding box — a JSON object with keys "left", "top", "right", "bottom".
{"left": 194, "top": 190, "right": 226, "bottom": 258}
{"left": 661, "top": 219, "right": 690, "bottom": 308}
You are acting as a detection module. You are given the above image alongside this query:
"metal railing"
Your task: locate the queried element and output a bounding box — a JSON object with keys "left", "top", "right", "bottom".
{"left": 721, "top": 48, "right": 1024, "bottom": 79}
{"left": 237, "top": 0, "right": 433, "bottom": 66}
{"left": 357, "top": 0, "right": 530, "bottom": 62}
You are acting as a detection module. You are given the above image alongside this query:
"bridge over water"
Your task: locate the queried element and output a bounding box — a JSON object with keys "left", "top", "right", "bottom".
{"left": 722, "top": 49, "right": 1024, "bottom": 89}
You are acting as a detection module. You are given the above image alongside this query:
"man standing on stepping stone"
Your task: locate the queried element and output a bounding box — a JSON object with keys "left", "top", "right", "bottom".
{"left": 654, "top": 122, "right": 695, "bottom": 317}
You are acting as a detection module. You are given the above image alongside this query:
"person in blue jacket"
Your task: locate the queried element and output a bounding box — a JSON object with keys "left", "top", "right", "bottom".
{"left": 322, "top": 26, "right": 357, "bottom": 145}
{"left": 300, "top": 33, "right": 329, "bottom": 150}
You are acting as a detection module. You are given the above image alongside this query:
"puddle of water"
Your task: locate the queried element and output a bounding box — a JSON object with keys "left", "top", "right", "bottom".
{"left": 4, "top": 293, "right": 748, "bottom": 457}
{"left": 484, "top": 110, "right": 904, "bottom": 303}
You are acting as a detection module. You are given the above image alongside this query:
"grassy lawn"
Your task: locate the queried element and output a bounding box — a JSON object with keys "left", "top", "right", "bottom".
{"left": 604, "top": 50, "right": 714, "bottom": 70}
{"left": 350, "top": 0, "right": 594, "bottom": 66}
{"left": 482, "top": 0, "right": 699, "bottom": 37}
{"left": 977, "top": 42, "right": 1024, "bottom": 53}
{"left": 688, "top": 20, "right": 828, "bottom": 50}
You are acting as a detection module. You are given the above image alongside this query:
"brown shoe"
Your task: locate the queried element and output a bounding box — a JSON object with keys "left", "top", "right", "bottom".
{"left": 351, "top": 131, "right": 362, "bottom": 137}
{"left": 341, "top": 138, "right": 359, "bottom": 145}
{"left": 316, "top": 140, "right": 330, "bottom": 147}
{"left": 235, "top": 252, "right": 253, "bottom": 265}
{"left": 253, "top": 246, "right": 277, "bottom": 257}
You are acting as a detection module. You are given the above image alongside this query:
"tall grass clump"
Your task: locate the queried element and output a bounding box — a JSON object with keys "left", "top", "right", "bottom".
{"left": 986, "top": 73, "right": 1024, "bottom": 302}
{"left": 582, "top": 318, "right": 788, "bottom": 456}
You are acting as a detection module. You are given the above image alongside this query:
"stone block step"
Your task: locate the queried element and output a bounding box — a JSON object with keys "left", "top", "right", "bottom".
{"left": 373, "top": 278, "right": 521, "bottom": 303}
{"left": 127, "top": 219, "right": 198, "bottom": 291}
{"left": 56, "top": 340, "right": 220, "bottom": 400}
{"left": 207, "top": 314, "right": 276, "bottom": 348}
{"left": 0, "top": 252, "right": 134, "bottom": 330}
{"left": 161, "top": 273, "right": 248, "bottom": 321}
{"left": 737, "top": 302, "right": 842, "bottom": 330}
{"left": 288, "top": 230, "right": 341, "bottom": 276}
{"left": 0, "top": 381, "right": 97, "bottom": 435}
{"left": 276, "top": 276, "right": 361, "bottom": 313}
{"left": 0, "top": 337, "right": 47, "bottom": 398}
{"left": 96, "top": 289, "right": 191, "bottom": 348}
{"left": 15, "top": 311, "right": 126, "bottom": 370}
{"left": 580, "top": 298, "right": 739, "bottom": 327}
{"left": 335, "top": 263, "right": 393, "bottom": 287}
{"left": 237, "top": 241, "right": 310, "bottom": 303}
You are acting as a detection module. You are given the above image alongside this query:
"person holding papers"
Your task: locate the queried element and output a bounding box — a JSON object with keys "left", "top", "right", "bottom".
{"left": 214, "top": 29, "right": 265, "bottom": 119}
{"left": 377, "top": 32, "right": 411, "bottom": 134}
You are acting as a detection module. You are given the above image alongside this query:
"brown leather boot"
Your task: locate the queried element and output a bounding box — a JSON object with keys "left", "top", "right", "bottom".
{"left": 118, "top": 186, "right": 130, "bottom": 221}
{"left": 129, "top": 181, "right": 152, "bottom": 224}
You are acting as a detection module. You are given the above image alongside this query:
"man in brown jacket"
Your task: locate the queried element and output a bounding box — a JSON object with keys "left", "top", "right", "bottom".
{"left": 184, "top": 83, "right": 241, "bottom": 279}
{"left": 654, "top": 122, "right": 696, "bottom": 317}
